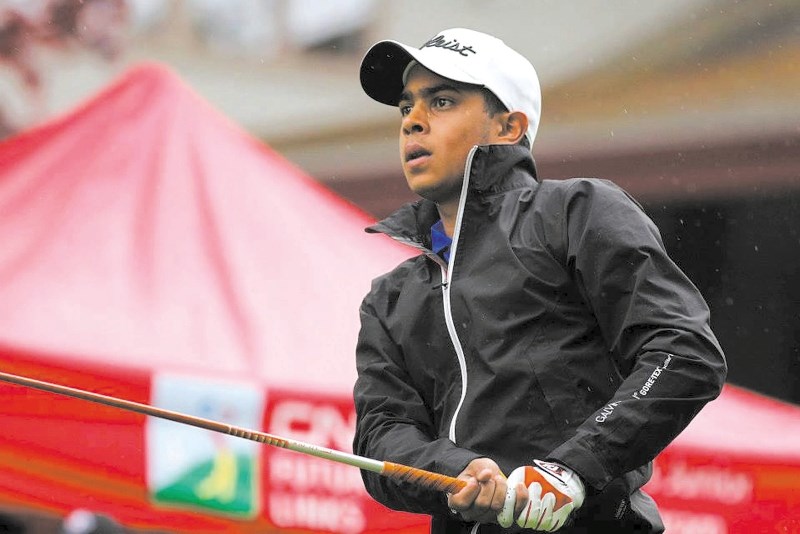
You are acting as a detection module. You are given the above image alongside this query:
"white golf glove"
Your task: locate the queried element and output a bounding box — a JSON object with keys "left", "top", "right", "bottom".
{"left": 497, "top": 460, "right": 585, "bottom": 531}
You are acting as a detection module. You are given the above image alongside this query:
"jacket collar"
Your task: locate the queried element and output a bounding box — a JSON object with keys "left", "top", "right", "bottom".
{"left": 366, "top": 144, "right": 538, "bottom": 246}
{"left": 468, "top": 143, "right": 537, "bottom": 193}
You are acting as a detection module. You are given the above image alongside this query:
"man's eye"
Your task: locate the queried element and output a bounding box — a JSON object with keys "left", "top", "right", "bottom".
{"left": 433, "top": 97, "right": 452, "bottom": 108}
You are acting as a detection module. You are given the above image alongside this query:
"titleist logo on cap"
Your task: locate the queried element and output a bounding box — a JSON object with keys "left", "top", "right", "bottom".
{"left": 421, "top": 35, "right": 476, "bottom": 57}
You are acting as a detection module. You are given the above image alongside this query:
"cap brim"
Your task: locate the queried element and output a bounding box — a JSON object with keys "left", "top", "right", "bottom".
{"left": 360, "top": 41, "right": 414, "bottom": 106}
{"left": 360, "top": 40, "right": 483, "bottom": 106}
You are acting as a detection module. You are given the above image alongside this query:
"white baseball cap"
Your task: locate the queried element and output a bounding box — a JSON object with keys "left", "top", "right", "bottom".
{"left": 360, "top": 28, "right": 542, "bottom": 147}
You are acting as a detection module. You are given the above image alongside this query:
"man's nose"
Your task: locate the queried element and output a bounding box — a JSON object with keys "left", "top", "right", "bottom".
{"left": 402, "top": 104, "right": 427, "bottom": 135}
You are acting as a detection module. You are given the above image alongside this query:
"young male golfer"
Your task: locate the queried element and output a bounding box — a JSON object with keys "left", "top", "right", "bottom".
{"left": 353, "top": 28, "right": 727, "bottom": 533}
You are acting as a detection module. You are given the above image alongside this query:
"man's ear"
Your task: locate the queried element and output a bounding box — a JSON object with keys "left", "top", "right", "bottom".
{"left": 498, "top": 111, "right": 528, "bottom": 144}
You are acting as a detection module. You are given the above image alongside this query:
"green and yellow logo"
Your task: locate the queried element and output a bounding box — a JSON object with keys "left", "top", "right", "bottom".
{"left": 146, "top": 373, "right": 264, "bottom": 517}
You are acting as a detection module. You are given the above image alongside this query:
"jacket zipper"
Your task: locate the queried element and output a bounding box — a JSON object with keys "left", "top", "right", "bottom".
{"left": 377, "top": 146, "right": 478, "bottom": 446}
{"left": 443, "top": 146, "right": 478, "bottom": 444}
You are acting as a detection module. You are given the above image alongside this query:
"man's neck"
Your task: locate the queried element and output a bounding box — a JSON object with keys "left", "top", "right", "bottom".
{"left": 436, "top": 201, "right": 459, "bottom": 237}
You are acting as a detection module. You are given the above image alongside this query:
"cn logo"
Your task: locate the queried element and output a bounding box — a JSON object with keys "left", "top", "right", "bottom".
{"left": 269, "top": 400, "right": 356, "bottom": 451}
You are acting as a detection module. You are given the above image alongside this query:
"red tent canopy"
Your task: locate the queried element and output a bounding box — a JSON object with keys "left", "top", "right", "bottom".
{"left": 0, "top": 62, "right": 412, "bottom": 393}
{"left": 0, "top": 63, "right": 423, "bottom": 532}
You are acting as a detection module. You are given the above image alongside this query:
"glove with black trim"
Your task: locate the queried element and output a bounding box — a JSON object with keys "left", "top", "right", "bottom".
{"left": 497, "top": 459, "right": 585, "bottom": 531}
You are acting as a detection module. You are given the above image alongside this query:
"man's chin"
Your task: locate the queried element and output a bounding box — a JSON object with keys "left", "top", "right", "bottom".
{"left": 408, "top": 182, "right": 462, "bottom": 206}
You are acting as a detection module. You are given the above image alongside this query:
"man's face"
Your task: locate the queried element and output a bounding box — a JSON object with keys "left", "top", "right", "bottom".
{"left": 398, "top": 66, "right": 505, "bottom": 205}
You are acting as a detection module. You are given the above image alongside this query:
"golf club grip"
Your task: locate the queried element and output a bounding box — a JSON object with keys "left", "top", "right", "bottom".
{"left": 383, "top": 462, "right": 466, "bottom": 493}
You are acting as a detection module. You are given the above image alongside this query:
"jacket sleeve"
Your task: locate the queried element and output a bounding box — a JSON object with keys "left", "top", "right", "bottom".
{"left": 353, "top": 287, "right": 482, "bottom": 515}
{"left": 544, "top": 179, "right": 727, "bottom": 491}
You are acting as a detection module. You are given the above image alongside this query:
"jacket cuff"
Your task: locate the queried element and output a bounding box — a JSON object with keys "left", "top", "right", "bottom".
{"left": 436, "top": 447, "right": 484, "bottom": 479}
{"left": 546, "top": 440, "right": 614, "bottom": 491}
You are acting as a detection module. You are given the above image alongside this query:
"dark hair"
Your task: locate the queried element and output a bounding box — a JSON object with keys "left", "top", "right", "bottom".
{"left": 482, "top": 88, "right": 530, "bottom": 148}
{"left": 482, "top": 88, "right": 507, "bottom": 116}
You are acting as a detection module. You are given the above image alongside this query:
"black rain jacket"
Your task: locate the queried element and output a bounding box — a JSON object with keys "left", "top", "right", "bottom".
{"left": 353, "top": 144, "right": 727, "bottom": 533}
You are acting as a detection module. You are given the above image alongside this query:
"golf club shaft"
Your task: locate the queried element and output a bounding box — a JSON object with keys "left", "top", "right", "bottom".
{"left": 0, "top": 369, "right": 465, "bottom": 493}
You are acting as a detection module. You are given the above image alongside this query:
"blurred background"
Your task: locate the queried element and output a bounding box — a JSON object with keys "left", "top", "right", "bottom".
{"left": 0, "top": 0, "right": 798, "bottom": 531}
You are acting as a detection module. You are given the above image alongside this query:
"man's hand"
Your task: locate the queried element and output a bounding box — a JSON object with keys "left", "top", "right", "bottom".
{"left": 497, "top": 460, "right": 585, "bottom": 531}
{"left": 447, "top": 458, "right": 523, "bottom": 524}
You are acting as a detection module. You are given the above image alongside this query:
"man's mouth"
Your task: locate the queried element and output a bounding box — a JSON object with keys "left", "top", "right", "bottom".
{"left": 405, "top": 148, "right": 431, "bottom": 163}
